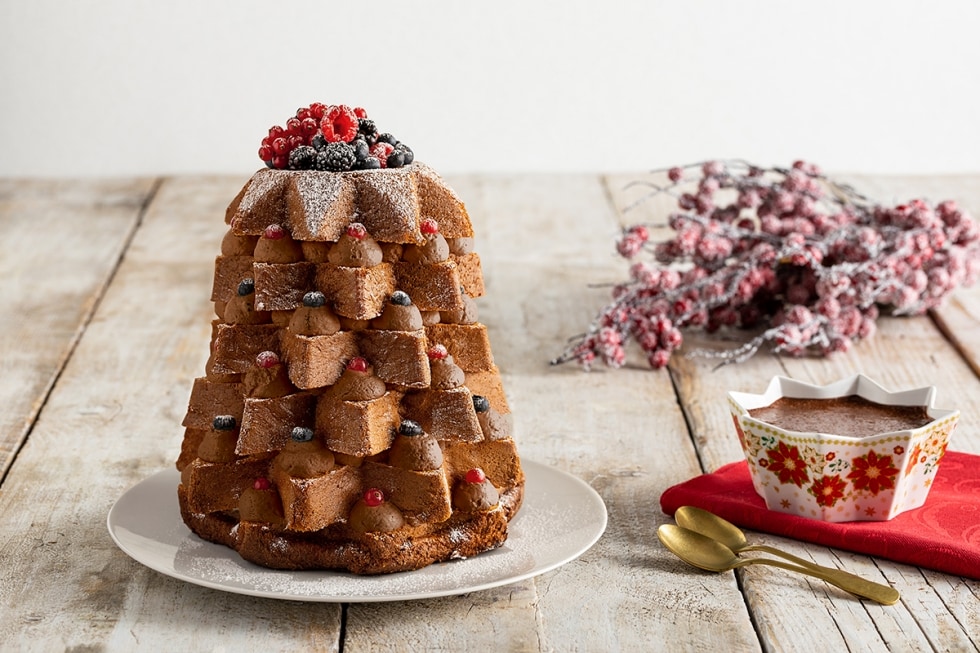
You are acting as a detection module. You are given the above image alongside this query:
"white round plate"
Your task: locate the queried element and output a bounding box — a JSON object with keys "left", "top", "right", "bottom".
{"left": 107, "top": 460, "right": 606, "bottom": 602}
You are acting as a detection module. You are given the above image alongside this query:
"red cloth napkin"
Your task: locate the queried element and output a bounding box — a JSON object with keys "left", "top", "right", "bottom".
{"left": 660, "top": 450, "right": 980, "bottom": 580}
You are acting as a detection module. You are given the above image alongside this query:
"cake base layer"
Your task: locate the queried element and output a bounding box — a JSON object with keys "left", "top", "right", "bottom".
{"left": 178, "top": 482, "right": 524, "bottom": 575}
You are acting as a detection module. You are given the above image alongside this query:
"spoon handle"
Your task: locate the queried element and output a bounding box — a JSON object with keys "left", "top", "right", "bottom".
{"left": 742, "top": 544, "right": 877, "bottom": 581}
{"left": 737, "top": 557, "right": 900, "bottom": 605}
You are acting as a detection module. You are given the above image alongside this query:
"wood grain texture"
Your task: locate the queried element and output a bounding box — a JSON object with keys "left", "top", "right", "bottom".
{"left": 0, "top": 178, "right": 157, "bottom": 478}
{"left": 604, "top": 171, "right": 980, "bottom": 651}
{"left": 0, "top": 172, "right": 977, "bottom": 652}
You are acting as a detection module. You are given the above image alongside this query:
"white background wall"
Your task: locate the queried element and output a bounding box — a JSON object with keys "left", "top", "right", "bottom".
{"left": 2, "top": 0, "right": 979, "bottom": 178}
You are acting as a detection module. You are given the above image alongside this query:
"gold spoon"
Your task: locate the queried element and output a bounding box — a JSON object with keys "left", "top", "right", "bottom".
{"left": 675, "top": 505, "right": 882, "bottom": 579}
{"left": 657, "top": 524, "right": 900, "bottom": 605}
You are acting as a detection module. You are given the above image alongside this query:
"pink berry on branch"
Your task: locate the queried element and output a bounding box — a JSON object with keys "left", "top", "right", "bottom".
{"left": 551, "top": 159, "right": 980, "bottom": 370}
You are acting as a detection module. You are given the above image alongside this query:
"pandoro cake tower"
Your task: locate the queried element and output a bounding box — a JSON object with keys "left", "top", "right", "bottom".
{"left": 176, "top": 104, "right": 524, "bottom": 574}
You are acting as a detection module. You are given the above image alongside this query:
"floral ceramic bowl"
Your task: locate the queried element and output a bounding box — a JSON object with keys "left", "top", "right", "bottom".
{"left": 728, "top": 375, "right": 959, "bottom": 522}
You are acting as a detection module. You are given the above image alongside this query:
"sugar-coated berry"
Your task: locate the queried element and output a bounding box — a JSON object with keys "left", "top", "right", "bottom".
{"left": 420, "top": 218, "right": 439, "bottom": 235}
{"left": 472, "top": 395, "right": 490, "bottom": 413}
{"left": 465, "top": 468, "right": 486, "bottom": 484}
{"left": 427, "top": 344, "right": 448, "bottom": 360}
{"left": 390, "top": 290, "right": 412, "bottom": 306}
{"left": 288, "top": 145, "right": 316, "bottom": 170}
{"left": 321, "top": 105, "right": 359, "bottom": 143}
{"left": 369, "top": 142, "right": 394, "bottom": 168}
{"left": 291, "top": 426, "right": 314, "bottom": 442}
{"left": 358, "top": 156, "right": 382, "bottom": 170}
{"left": 213, "top": 415, "right": 237, "bottom": 431}
{"left": 264, "top": 224, "right": 286, "bottom": 240}
{"left": 303, "top": 291, "right": 326, "bottom": 308}
{"left": 352, "top": 138, "right": 370, "bottom": 161}
{"left": 396, "top": 143, "right": 414, "bottom": 164}
{"left": 315, "top": 142, "right": 357, "bottom": 172}
{"left": 363, "top": 488, "right": 385, "bottom": 507}
{"left": 347, "top": 356, "right": 368, "bottom": 373}
{"left": 255, "top": 350, "right": 280, "bottom": 368}
{"left": 398, "top": 420, "right": 423, "bottom": 436}
{"left": 253, "top": 477, "right": 272, "bottom": 491}
{"left": 377, "top": 132, "right": 398, "bottom": 146}
{"left": 237, "top": 278, "right": 255, "bottom": 296}
{"left": 311, "top": 133, "right": 328, "bottom": 151}
{"left": 386, "top": 151, "right": 406, "bottom": 169}
{"left": 346, "top": 223, "right": 367, "bottom": 240}
{"left": 358, "top": 118, "right": 377, "bottom": 137}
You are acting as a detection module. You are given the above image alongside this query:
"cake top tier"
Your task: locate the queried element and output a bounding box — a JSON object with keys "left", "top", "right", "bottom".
{"left": 225, "top": 163, "right": 473, "bottom": 245}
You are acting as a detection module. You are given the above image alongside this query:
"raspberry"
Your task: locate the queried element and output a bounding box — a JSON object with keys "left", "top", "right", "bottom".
{"left": 321, "top": 105, "right": 359, "bottom": 143}
{"left": 353, "top": 107, "right": 368, "bottom": 119}
{"left": 315, "top": 142, "right": 356, "bottom": 172}
{"left": 369, "top": 142, "right": 394, "bottom": 167}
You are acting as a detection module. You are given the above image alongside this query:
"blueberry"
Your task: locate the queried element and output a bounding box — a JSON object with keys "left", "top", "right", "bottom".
{"left": 395, "top": 143, "right": 414, "bottom": 165}
{"left": 291, "top": 426, "right": 315, "bottom": 442}
{"left": 352, "top": 139, "right": 370, "bottom": 161}
{"left": 386, "top": 151, "right": 406, "bottom": 169}
{"left": 303, "top": 291, "right": 326, "bottom": 308}
{"left": 358, "top": 156, "right": 381, "bottom": 170}
{"left": 377, "top": 132, "right": 398, "bottom": 146}
{"left": 237, "top": 278, "right": 255, "bottom": 296}
{"left": 390, "top": 290, "right": 412, "bottom": 306}
{"left": 472, "top": 395, "right": 490, "bottom": 413}
{"left": 398, "top": 420, "right": 423, "bottom": 436}
{"left": 213, "top": 415, "right": 237, "bottom": 430}
{"left": 311, "top": 133, "right": 328, "bottom": 151}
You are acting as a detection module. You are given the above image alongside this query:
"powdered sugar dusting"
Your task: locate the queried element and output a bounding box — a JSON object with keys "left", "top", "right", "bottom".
{"left": 112, "top": 462, "right": 605, "bottom": 602}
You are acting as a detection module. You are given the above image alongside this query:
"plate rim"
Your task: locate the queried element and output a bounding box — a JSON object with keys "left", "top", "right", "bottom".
{"left": 107, "top": 459, "right": 607, "bottom": 602}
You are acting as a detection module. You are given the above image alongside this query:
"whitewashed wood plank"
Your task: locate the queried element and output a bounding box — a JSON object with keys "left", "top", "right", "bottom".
{"left": 0, "top": 178, "right": 157, "bottom": 478}
{"left": 603, "top": 172, "right": 980, "bottom": 652}
{"left": 0, "top": 175, "right": 343, "bottom": 651}
{"left": 339, "top": 174, "right": 760, "bottom": 652}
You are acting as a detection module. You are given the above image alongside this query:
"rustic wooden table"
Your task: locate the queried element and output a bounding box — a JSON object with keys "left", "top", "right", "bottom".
{"left": 0, "top": 172, "right": 977, "bottom": 652}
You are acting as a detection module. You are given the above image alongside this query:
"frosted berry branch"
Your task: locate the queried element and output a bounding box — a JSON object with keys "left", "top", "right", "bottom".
{"left": 552, "top": 160, "right": 980, "bottom": 370}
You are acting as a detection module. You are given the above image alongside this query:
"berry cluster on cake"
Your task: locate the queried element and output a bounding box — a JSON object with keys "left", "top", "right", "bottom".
{"left": 176, "top": 104, "right": 524, "bottom": 574}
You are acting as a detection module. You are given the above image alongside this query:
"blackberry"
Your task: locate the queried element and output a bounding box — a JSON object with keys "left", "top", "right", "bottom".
{"left": 398, "top": 420, "right": 423, "bottom": 436}
{"left": 377, "top": 132, "right": 398, "bottom": 146}
{"left": 213, "top": 415, "right": 237, "bottom": 430}
{"left": 396, "top": 143, "right": 414, "bottom": 164}
{"left": 291, "top": 426, "right": 315, "bottom": 442}
{"left": 288, "top": 145, "right": 316, "bottom": 170}
{"left": 386, "top": 151, "right": 406, "bottom": 169}
{"left": 472, "top": 395, "right": 490, "bottom": 413}
{"left": 390, "top": 290, "right": 412, "bottom": 306}
{"left": 311, "top": 133, "right": 328, "bottom": 151}
{"left": 303, "top": 291, "right": 326, "bottom": 308}
{"left": 237, "top": 278, "right": 255, "bottom": 296}
{"left": 358, "top": 118, "right": 377, "bottom": 137}
{"left": 315, "top": 142, "right": 357, "bottom": 172}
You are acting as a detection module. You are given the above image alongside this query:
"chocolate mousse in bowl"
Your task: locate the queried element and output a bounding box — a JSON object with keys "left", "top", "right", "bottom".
{"left": 728, "top": 374, "right": 959, "bottom": 522}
